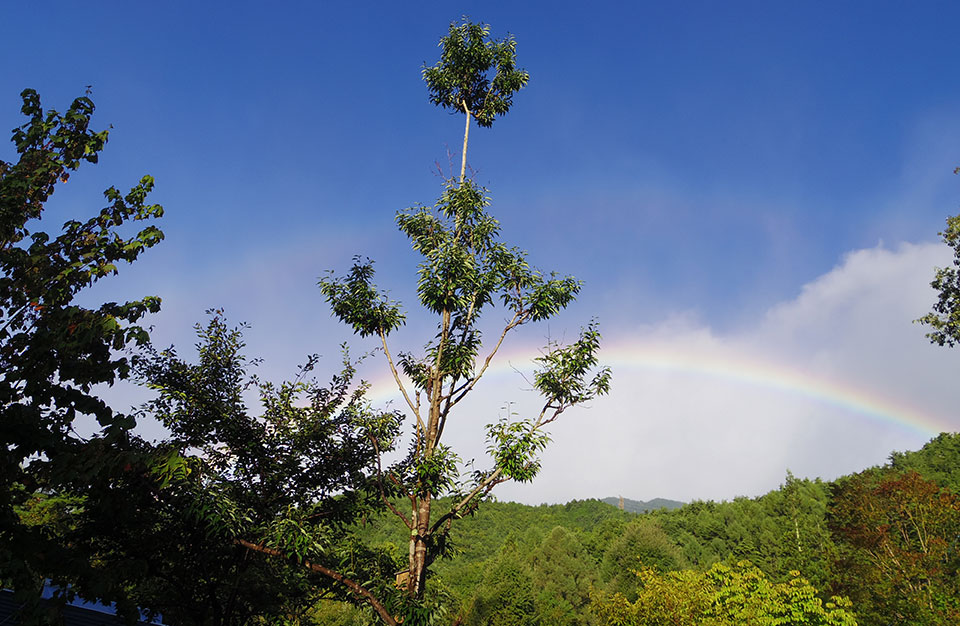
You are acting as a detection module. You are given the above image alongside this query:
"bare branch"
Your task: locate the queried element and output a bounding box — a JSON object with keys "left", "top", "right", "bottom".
{"left": 425, "top": 308, "right": 452, "bottom": 452}
{"left": 368, "top": 433, "right": 413, "bottom": 530}
{"left": 389, "top": 472, "right": 418, "bottom": 513}
{"left": 434, "top": 399, "right": 566, "bottom": 535}
{"left": 433, "top": 377, "right": 458, "bottom": 448}
{"left": 236, "top": 539, "right": 399, "bottom": 626}
{"left": 535, "top": 401, "right": 567, "bottom": 429}
{"left": 459, "top": 100, "right": 471, "bottom": 184}
{"left": 379, "top": 329, "right": 423, "bottom": 432}
{"left": 435, "top": 291, "right": 482, "bottom": 442}
{"left": 448, "top": 311, "right": 522, "bottom": 408}
{"left": 432, "top": 467, "right": 508, "bottom": 534}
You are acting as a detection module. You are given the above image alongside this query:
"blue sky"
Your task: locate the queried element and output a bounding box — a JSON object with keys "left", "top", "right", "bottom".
{"left": 4, "top": 1, "right": 960, "bottom": 503}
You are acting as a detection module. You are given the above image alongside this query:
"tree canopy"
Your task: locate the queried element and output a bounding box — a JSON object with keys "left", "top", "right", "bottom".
{"left": 917, "top": 167, "right": 960, "bottom": 346}
{"left": 422, "top": 18, "right": 529, "bottom": 182}
{"left": 0, "top": 88, "right": 164, "bottom": 620}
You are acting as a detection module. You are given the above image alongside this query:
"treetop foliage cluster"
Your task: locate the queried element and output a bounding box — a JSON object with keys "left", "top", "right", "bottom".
{"left": 422, "top": 19, "right": 529, "bottom": 129}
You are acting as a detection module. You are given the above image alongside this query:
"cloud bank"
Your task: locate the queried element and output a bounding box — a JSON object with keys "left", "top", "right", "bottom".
{"left": 439, "top": 241, "right": 959, "bottom": 505}
{"left": 108, "top": 239, "right": 958, "bottom": 507}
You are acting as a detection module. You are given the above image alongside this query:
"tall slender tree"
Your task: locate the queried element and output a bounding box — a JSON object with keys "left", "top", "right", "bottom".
{"left": 315, "top": 18, "right": 610, "bottom": 623}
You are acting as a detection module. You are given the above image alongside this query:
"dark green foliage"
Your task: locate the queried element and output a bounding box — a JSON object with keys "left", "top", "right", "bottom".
{"left": 422, "top": 19, "right": 529, "bottom": 128}
{"left": 917, "top": 167, "right": 960, "bottom": 346}
{"left": 230, "top": 434, "right": 960, "bottom": 624}
{"left": 600, "top": 520, "right": 687, "bottom": 601}
{"left": 529, "top": 527, "right": 598, "bottom": 626}
{"left": 463, "top": 541, "right": 538, "bottom": 626}
{"left": 888, "top": 432, "right": 960, "bottom": 491}
{"left": 350, "top": 498, "right": 626, "bottom": 620}
{"left": 318, "top": 259, "right": 405, "bottom": 338}
{"left": 128, "top": 314, "right": 406, "bottom": 624}
{"left": 0, "top": 88, "right": 163, "bottom": 620}
{"left": 139, "top": 314, "right": 400, "bottom": 531}
{"left": 642, "top": 474, "right": 834, "bottom": 590}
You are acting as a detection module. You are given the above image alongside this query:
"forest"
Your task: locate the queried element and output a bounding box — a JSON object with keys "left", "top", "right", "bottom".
{"left": 3, "top": 15, "right": 960, "bottom": 626}
{"left": 308, "top": 432, "right": 960, "bottom": 625}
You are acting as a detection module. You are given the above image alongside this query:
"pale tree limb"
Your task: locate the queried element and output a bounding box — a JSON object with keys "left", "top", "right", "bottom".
{"left": 431, "top": 468, "right": 509, "bottom": 535}
{"left": 448, "top": 311, "right": 523, "bottom": 409}
{"left": 535, "top": 401, "right": 567, "bottom": 429}
{"left": 433, "top": 294, "right": 482, "bottom": 442}
{"left": 459, "top": 101, "right": 471, "bottom": 184}
{"left": 379, "top": 329, "right": 423, "bottom": 434}
{"left": 435, "top": 378, "right": 459, "bottom": 448}
{"left": 236, "top": 539, "right": 399, "bottom": 626}
{"left": 389, "top": 472, "right": 418, "bottom": 514}
{"left": 425, "top": 308, "right": 452, "bottom": 453}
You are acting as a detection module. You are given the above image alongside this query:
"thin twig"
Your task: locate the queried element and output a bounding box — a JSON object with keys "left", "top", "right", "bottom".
{"left": 449, "top": 312, "right": 522, "bottom": 408}
{"left": 368, "top": 433, "right": 412, "bottom": 530}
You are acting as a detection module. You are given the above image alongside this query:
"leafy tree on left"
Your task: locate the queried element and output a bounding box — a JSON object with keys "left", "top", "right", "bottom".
{"left": 126, "top": 313, "right": 406, "bottom": 625}
{"left": 0, "top": 89, "right": 163, "bottom": 619}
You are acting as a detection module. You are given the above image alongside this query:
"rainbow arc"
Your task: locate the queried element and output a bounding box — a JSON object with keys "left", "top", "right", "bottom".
{"left": 363, "top": 341, "right": 953, "bottom": 437}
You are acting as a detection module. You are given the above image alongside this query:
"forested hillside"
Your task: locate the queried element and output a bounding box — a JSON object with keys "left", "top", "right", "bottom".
{"left": 308, "top": 433, "right": 960, "bottom": 625}
{"left": 599, "top": 497, "right": 685, "bottom": 514}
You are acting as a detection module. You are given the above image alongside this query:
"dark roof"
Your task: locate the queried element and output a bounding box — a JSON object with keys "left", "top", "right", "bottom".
{"left": 0, "top": 590, "right": 160, "bottom": 626}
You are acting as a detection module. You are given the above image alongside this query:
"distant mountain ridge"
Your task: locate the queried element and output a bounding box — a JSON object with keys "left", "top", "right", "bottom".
{"left": 601, "top": 496, "right": 685, "bottom": 513}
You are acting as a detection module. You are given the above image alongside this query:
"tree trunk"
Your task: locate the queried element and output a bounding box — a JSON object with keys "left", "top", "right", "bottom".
{"left": 407, "top": 312, "right": 447, "bottom": 599}
{"left": 407, "top": 493, "right": 432, "bottom": 598}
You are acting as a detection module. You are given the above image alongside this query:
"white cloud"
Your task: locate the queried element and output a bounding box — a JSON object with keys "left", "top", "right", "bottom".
{"left": 485, "top": 241, "right": 960, "bottom": 505}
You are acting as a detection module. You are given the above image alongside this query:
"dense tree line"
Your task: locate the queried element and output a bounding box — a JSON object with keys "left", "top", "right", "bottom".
{"left": 304, "top": 434, "right": 959, "bottom": 625}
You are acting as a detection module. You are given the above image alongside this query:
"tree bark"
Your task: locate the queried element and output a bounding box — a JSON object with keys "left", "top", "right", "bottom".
{"left": 410, "top": 492, "right": 432, "bottom": 597}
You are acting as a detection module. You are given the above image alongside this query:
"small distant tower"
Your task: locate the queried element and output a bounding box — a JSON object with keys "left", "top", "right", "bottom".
{"left": 618, "top": 495, "right": 624, "bottom": 511}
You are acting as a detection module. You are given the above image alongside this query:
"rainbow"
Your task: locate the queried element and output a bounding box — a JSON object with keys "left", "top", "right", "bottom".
{"left": 361, "top": 339, "right": 954, "bottom": 438}
{"left": 597, "top": 343, "right": 950, "bottom": 437}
